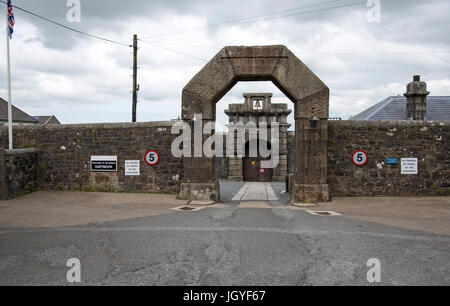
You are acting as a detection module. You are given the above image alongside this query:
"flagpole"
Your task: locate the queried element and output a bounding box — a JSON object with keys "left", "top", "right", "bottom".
{"left": 6, "top": 1, "right": 12, "bottom": 150}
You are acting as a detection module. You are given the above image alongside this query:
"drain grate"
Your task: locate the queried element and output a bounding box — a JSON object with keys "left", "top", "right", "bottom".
{"left": 171, "top": 206, "right": 204, "bottom": 212}
{"left": 306, "top": 210, "right": 342, "bottom": 216}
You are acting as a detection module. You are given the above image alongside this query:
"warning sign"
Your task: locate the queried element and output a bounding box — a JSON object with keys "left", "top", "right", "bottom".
{"left": 125, "top": 160, "right": 140, "bottom": 176}
{"left": 401, "top": 158, "right": 418, "bottom": 175}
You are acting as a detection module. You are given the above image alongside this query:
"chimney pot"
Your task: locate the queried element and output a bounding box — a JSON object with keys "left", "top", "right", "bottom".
{"left": 404, "top": 75, "right": 429, "bottom": 120}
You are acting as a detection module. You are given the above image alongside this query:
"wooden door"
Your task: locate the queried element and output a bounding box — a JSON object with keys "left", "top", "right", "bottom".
{"left": 258, "top": 158, "right": 273, "bottom": 182}
{"left": 243, "top": 157, "right": 259, "bottom": 181}
{"left": 243, "top": 140, "right": 273, "bottom": 182}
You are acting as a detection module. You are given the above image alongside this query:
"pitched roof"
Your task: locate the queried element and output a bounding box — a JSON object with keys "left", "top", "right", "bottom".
{"left": 0, "top": 98, "right": 38, "bottom": 123}
{"left": 33, "top": 115, "right": 61, "bottom": 125}
{"left": 351, "top": 96, "right": 450, "bottom": 121}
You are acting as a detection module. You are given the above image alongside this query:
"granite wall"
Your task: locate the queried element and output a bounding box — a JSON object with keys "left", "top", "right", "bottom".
{"left": 0, "top": 148, "right": 39, "bottom": 200}
{"left": 1, "top": 120, "right": 448, "bottom": 199}
{"left": 0, "top": 122, "right": 184, "bottom": 194}
{"left": 287, "top": 120, "right": 449, "bottom": 196}
{"left": 327, "top": 120, "right": 449, "bottom": 196}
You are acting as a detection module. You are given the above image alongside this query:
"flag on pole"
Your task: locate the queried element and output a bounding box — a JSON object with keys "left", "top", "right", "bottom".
{"left": 7, "top": 0, "right": 14, "bottom": 38}
{"left": 6, "top": 0, "right": 14, "bottom": 149}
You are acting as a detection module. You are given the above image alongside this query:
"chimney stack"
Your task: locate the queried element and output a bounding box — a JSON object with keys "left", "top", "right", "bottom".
{"left": 404, "top": 75, "right": 430, "bottom": 120}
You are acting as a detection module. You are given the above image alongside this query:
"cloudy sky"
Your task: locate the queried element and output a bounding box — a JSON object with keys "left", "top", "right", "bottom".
{"left": 0, "top": 0, "right": 449, "bottom": 129}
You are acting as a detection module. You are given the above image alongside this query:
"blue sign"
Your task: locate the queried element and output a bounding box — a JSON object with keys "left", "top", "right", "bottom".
{"left": 386, "top": 158, "right": 398, "bottom": 165}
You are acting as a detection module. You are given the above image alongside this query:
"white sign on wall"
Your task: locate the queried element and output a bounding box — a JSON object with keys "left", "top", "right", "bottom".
{"left": 125, "top": 160, "right": 140, "bottom": 176}
{"left": 401, "top": 158, "right": 418, "bottom": 175}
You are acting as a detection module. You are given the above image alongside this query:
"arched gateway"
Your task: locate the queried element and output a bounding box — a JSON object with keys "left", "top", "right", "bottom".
{"left": 179, "top": 45, "right": 329, "bottom": 204}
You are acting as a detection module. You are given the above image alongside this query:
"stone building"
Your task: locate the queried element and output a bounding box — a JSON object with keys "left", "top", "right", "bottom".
{"left": 224, "top": 93, "right": 291, "bottom": 182}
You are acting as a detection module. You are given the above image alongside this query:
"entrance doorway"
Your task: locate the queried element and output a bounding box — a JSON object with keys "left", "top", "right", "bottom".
{"left": 243, "top": 140, "right": 273, "bottom": 182}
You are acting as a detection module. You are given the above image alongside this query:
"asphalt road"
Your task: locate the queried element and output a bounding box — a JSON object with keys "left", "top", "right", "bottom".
{"left": 0, "top": 204, "right": 449, "bottom": 285}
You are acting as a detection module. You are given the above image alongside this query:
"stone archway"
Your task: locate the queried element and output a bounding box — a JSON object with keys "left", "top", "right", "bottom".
{"left": 179, "top": 45, "right": 329, "bottom": 204}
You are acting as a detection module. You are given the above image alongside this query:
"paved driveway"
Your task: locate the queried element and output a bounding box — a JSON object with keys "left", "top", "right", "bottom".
{"left": 0, "top": 189, "right": 449, "bottom": 286}
{"left": 219, "top": 180, "right": 290, "bottom": 205}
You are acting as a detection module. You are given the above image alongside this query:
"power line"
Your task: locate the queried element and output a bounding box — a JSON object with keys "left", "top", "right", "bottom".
{"left": 150, "top": 41, "right": 218, "bottom": 49}
{"left": 0, "top": 0, "right": 131, "bottom": 47}
{"left": 139, "top": 40, "right": 208, "bottom": 62}
{"left": 293, "top": 50, "right": 450, "bottom": 56}
{"left": 141, "top": 0, "right": 342, "bottom": 39}
{"left": 141, "top": 0, "right": 365, "bottom": 39}
{"left": 147, "top": 42, "right": 450, "bottom": 55}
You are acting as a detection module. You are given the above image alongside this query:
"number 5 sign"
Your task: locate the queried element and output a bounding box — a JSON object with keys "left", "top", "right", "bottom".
{"left": 145, "top": 150, "right": 160, "bottom": 166}
{"left": 352, "top": 150, "right": 368, "bottom": 167}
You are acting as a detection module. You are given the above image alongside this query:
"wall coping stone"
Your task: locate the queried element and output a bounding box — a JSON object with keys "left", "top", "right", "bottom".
{"left": 4, "top": 148, "right": 39, "bottom": 155}
{"left": 0, "top": 121, "right": 175, "bottom": 131}
{"left": 1, "top": 120, "right": 446, "bottom": 133}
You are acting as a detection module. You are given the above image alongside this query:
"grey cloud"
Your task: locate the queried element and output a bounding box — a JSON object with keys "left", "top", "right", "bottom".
{"left": 3, "top": 0, "right": 449, "bottom": 123}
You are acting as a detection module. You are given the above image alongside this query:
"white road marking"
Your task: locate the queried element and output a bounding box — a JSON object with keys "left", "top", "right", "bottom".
{"left": 241, "top": 182, "right": 267, "bottom": 200}
{"left": 265, "top": 183, "right": 278, "bottom": 201}
{"left": 231, "top": 183, "right": 249, "bottom": 201}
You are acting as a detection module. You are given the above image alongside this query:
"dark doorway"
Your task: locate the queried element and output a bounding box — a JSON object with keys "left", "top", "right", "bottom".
{"left": 243, "top": 140, "right": 273, "bottom": 182}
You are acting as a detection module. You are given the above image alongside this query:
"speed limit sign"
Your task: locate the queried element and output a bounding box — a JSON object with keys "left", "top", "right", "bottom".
{"left": 352, "top": 150, "right": 368, "bottom": 167}
{"left": 145, "top": 150, "right": 160, "bottom": 166}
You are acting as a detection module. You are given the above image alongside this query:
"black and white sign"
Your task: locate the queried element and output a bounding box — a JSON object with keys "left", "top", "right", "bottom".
{"left": 125, "top": 160, "right": 140, "bottom": 176}
{"left": 352, "top": 150, "right": 368, "bottom": 167}
{"left": 90, "top": 156, "right": 117, "bottom": 172}
{"left": 145, "top": 150, "right": 160, "bottom": 166}
{"left": 401, "top": 158, "right": 418, "bottom": 174}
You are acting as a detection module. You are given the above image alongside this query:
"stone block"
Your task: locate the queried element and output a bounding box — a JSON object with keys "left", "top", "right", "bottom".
{"left": 179, "top": 182, "right": 220, "bottom": 202}
{"left": 291, "top": 184, "right": 329, "bottom": 203}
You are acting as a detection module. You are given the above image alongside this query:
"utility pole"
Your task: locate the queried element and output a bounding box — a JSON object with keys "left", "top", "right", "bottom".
{"left": 132, "top": 34, "right": 138, "bottom": 122}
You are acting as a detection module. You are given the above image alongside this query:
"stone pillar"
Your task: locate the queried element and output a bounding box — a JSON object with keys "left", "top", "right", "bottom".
{"left": 179, "top": 118, "right": 220, "bottom": 203}
{"left": 404, "top": 75, "right": 430, "bottom": 120}
{"left": 291, "top": 90, "right": 329, "bottom": 204}
{"left": 272, "top": 124, "right": 288, "bottom": 182}
{"left": 228, "top": 157, "right": 243, "bottom": 181}
{"left": 272, "top": 155, "right": 287, "bottom": 182}
{"left": 0, "top": 149, "right": 5, "bottom": 201}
